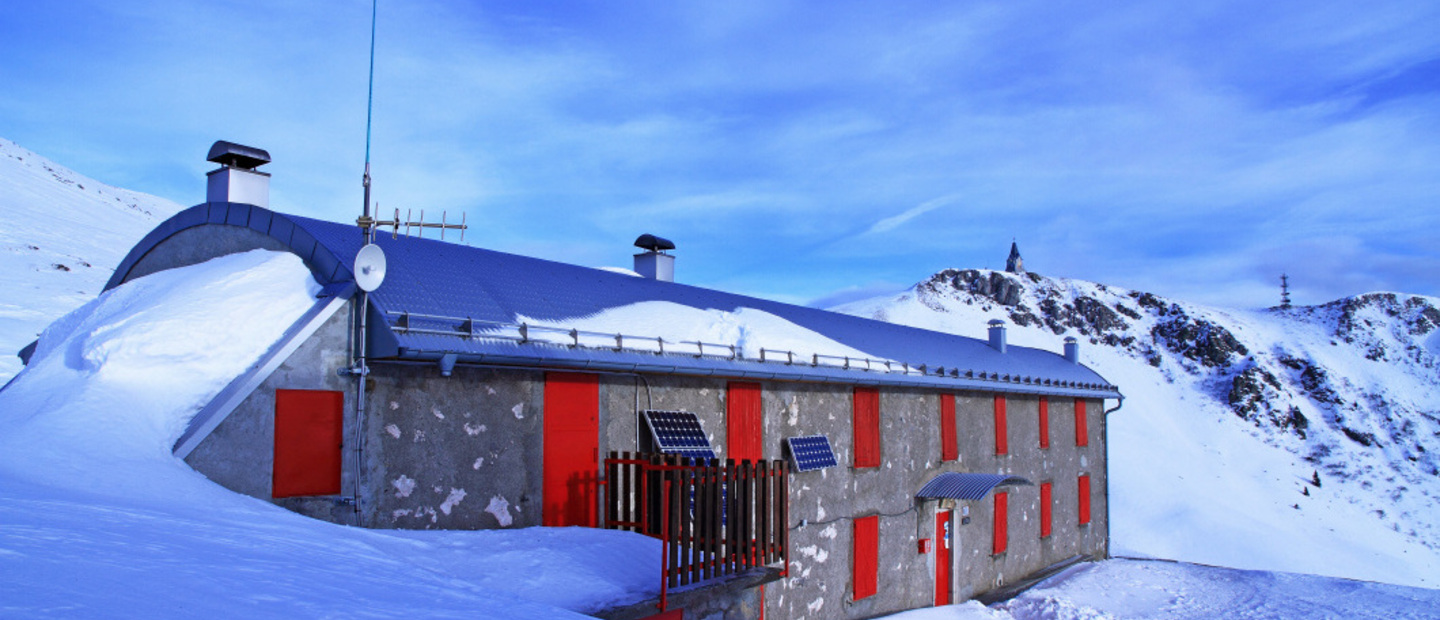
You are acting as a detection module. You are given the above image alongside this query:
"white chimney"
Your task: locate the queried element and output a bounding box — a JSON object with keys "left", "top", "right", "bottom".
{"left": 206, "top": 141, "right": 271, "bottom": 208}
{"left": 987, "top": 319, "right": 1007, "bottom": 353}
{"left": 1064, "top": 336, "right": 1079, "bottom": 363}
{"left": 633, "top": 233, "right": 675, "bottom": 282}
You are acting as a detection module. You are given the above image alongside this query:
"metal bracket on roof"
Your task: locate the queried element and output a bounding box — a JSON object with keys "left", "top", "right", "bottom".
{"left": 396, "top": 312, "right": 410, "bottom": 330}
{"left": 461, "top": 318, "right": 476, "bottom": 338}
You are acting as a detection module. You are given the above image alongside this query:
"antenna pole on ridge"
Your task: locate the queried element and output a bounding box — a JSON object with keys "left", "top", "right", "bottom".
{"left": 360, "top": 0, "right": 378, "bottom": 231}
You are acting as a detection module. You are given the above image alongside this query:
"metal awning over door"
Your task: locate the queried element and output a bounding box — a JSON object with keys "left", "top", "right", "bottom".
{"left": 916, "top": 472, "right": 1033, "bottom": 500}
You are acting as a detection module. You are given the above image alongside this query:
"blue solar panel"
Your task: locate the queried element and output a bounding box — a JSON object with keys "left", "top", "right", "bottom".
{"left": 786, "top": 435, "right": 837, "bottom": 472}
{"left": 643, "top": 410, "right": 716, "bottom": 460}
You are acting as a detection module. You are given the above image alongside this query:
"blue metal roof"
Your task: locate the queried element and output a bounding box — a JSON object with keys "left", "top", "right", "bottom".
{"left": 916, "top": 473, "right": 1034, "bottom": 500}
{"left": 108, "top": 203, "right": 1120, "bottom": 398}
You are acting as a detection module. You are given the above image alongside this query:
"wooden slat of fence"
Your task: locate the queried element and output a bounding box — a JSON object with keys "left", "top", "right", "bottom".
{"left": 748, "top": 463, "right": 760, "bottom": 569}
{"left": 684, "top": 462, "right": 698, "bottom": 587}
{"left": 668, "top": 458, "right": 681, "bottom": 589}
{"left": 759, "top": 460, "right": 770, "bottom": 565}
{"left": 778, "top": 467, "right": 788, "bottom": 571}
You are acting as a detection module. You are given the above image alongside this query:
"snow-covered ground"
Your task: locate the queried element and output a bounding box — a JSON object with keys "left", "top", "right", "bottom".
{"left": 881, "top": 559, "right": 1440, "bottom": 620}
{"left": 0, "top": 137, "right": 182, "bottom": 383}
{"left": 838, "top": 269, "right": 1440, "bottom": 588}
{"left": 0, "top": 250, "right": 658, "bottom": 618}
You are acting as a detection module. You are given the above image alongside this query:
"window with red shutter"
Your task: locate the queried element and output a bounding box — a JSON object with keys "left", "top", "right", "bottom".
{"left": 992, "top": 492, "right": 1008, "bottom": 555}
{"left": 273, "top": 389, "right": 343, "bottom": 498}
{"left": 1075, "top": 398, "right": 1089, "bottom": 447}
{"left": 1078, "top": 475, "right": 1092, "bottom": 525}
{"left": 853, "top": 387, "right": 880, "bottom": 468}
{"left": 853, "top": 515, "right": 879, "bottom": 600}
{"left": 1040, "top": 482, "right": 1053, "bottom": 538}
{"left": 726, "top": 382, "right": 763, "bottom": 461}
{"left": 940, "top": 393, "right": 957, "bottom": 462}
{"left": 1038, "top": 397, "right": 1050, "bottom": 449}
{"left": 994, "top": 395, "right": 1008, "bottom": 455}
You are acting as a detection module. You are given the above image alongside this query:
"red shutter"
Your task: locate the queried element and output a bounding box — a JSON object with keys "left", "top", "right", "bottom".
{"left": 992, "top": 492, "right": 1008, "bottom": 555}
{"left": 939, "top": 393, "right": 957, "bottom": 462}
{"left": 1075, "top": 398, "right": 1089, "bottom": 447}
{"left": 273, "top": 389, "right": 344, "bottom": 498}
{"left": 1078, "top": 475, "right": 1092, "bottom": 525}
{"left": 993, "top": 395, "right": 1008, "bottom": 455}
{"left": 727, "top": 382, "right": 763, "bottom": 461}
{"left": 853, "top": 387, "right": 880, "bottom": 468}
{"left": 853, "top": 515, "right": 879, "bottom": 600}
{"left": 543, "top": 372, "right": 600, "bottom": 527}
{"left": 1038, "top": 397, "right": 1050, "bottom": 449}
{"left": 1040, "top": 482, "right": 1053, "bottom": 538}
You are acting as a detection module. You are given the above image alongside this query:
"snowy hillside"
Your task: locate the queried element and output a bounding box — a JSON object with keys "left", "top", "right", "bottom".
{"left": 0, "top": 137, "right": 182, "bottom": 383}
{"left": 838, "top": 268, "right": 1440, "bottom": 588}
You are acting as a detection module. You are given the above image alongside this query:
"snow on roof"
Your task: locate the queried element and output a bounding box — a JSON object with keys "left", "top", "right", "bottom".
{"left": 107, "top": 203, "right": 1119, "bottom": 398}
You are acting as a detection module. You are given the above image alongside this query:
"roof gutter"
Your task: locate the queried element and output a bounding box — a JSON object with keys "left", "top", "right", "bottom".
{"left": 375, "top": 348, "right": 1122, "bottom": 400}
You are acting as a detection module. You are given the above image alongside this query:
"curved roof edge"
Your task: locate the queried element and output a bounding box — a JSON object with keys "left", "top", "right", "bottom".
{"left": 916, "top": 472, "right": 1034, "bottom": 500}
{"left": 105, "top": 202, "right": 355, "bottom": 292}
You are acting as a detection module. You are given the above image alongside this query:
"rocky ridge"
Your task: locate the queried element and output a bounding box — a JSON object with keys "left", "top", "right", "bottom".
{"left": 844, "top": 267, "right": 1440, "bottom": 560}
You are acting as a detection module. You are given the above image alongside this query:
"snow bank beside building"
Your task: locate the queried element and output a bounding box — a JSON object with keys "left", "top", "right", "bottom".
{"left": 0, "top": 250, "right": 659, "bottom": 618}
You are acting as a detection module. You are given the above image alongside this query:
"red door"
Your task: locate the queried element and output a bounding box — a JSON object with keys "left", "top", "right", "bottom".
{"left": 273, "top": 389, "right": 343, "bottom": 498}
{"left": 543, "top": 372, "right": 599, "bottom": 527}
{"left": 935, "top": 510, "right": 952, "bottom": 605}
{"left": 727, "top": 382, "right": 763, "bottom": 461}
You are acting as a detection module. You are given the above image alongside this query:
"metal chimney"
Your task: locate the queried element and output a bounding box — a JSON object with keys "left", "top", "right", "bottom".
{"left": 206, "top": 140, "right": 271, "bottom": 208}
{"left": 987, "top": 319, "right": 1007, "bottom": 353}
{"left": 1064, "top": 336, "right": 1079, "bottom": 363}
{"left": 633, "top": 233, "right": 675, "bottom": 282}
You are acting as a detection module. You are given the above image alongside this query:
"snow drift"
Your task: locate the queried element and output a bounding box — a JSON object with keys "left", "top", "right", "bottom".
{"left": 0, "top": 250, "right": 659, "bottom": 618}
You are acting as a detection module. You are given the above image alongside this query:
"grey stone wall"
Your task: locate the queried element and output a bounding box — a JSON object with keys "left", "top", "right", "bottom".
{"left": 181, "top": 294, "right": 1108, "bottom": 619}
{"left": 365, "top": 365, "right": 546, "bottom": 530}
{"left": 950, "top": 394, "right": 1108, "bottom": 602}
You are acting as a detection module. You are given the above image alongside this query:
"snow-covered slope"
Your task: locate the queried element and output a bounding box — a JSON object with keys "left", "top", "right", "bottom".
{"left": 837, "top": 268, "right": 1440, "bottom": 588}
{"left": 0, "top": 137, "right": 182, "bottom": 383}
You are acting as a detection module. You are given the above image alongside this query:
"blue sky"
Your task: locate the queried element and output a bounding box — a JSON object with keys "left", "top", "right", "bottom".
{"left": 3, "top": 1, "right": 1438, "bottom": 308}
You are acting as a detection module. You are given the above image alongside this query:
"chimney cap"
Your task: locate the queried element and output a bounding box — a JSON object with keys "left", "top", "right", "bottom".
{"left": 207, "top": 140, "right": 271, "bottom": 170}
{"left": 987, "top": 319, "right": 1005, "bottom": 327}
{"left": 634, "top": 233, "right": 676, "bottom": 252}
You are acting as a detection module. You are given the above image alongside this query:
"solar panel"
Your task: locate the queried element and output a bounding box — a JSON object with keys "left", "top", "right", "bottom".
{"left": 786, "top": 435, "right": 838, "bottom": 472}
{"left": 643, "top": 410, "right": 716, "bottom": 460}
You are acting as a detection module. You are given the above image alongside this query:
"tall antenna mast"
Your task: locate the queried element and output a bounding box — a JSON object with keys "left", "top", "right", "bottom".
{"left": 1280, "top": 273, "right": 1292, "bottom": 309}
{"left": 359, "top": 0, "right": 378, "bottom": 233}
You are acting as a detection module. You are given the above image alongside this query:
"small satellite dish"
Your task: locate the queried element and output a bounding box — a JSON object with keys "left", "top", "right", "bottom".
{"left": 354, "top": 243, "right": 387, "bottom": 292}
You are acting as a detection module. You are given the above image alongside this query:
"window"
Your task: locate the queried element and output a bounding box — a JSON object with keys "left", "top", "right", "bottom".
{"left": 726, "top": 382, "right": 763, "bottom": 461}
{"left": 1078, "top": 475, "right": 1092, "bottom": 525}
{"left": 993, "top": 395, "right": 1008, "bottom": 455}
{"left": 853, "top": 387, "right": 880, "bottom": 468}
{"left": 1075, "top": 398, "right": 1089, "bottom": 447}
{"left": 1038, "top": 397, "right": 1050, "bottom": 449}
{"left": 1040, "top": 482, "right": 1053, "bottom": 538}
{"left": 940, "top": 393, "right": 957, "bottom": 462}
{"left": 853, "top": 515, "right": 879, "bottom": 600}
{"left": 273, "top": 389, "right": 344, "bottom": 498}
{"left": 992, "top": 491, "right": 1008, "bottom": 555}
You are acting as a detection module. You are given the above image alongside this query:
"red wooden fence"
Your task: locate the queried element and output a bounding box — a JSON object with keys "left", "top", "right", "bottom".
{"left": 604, "top": 452, "right": 789, "bottom": 609}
